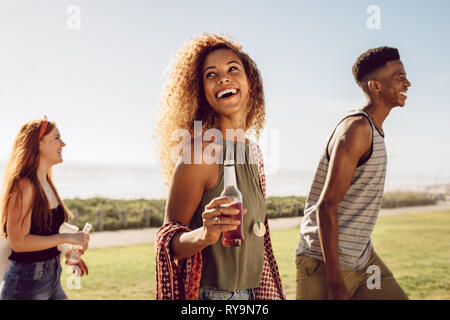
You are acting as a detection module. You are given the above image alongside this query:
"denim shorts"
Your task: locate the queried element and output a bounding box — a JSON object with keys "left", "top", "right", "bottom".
{"left": 199, "top": 288, "right": 255, "bottom": 300}
{"left": 0, "top": 257, "right": 67, "bottom": 300}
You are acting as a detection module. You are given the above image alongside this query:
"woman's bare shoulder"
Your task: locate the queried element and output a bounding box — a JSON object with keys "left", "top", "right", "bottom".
{"left": 173, "top": 139, "right": 222, "bottom": 183}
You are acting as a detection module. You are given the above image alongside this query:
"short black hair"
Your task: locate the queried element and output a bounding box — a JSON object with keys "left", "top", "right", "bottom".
{"left": 352, "top": 46, "right": 400, "bottom": 87}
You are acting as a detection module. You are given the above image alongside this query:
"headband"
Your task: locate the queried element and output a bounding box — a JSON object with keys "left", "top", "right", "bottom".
{"left": 38, "top": 116, "right": 48, "bottom": 139}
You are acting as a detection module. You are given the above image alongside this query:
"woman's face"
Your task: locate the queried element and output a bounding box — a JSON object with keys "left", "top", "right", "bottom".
{"left": 202, "top": 48, "right": 250, "bottom": 120}
{"left": 39, "top": 126, "right": 66, "bottom": 165}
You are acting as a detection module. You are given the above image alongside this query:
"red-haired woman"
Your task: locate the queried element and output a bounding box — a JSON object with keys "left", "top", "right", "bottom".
{"left": 0, "top": 118, "right": 89, "bottom": 300}
{"left": 154, "top": 34, "right": 285, "bottom": 300}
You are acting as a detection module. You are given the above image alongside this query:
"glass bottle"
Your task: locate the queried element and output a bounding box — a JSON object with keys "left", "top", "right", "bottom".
{"left": 221, "top": 158, "right": 245, "bottom": 247}
{"left": 67, "top": 222, "right": 92, "bottom": 264}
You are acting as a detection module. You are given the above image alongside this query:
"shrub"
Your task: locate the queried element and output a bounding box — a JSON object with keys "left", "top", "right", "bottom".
{"left": 64, "top": 198, "right": 166, "bottom": 231}
{"left": 382, "top": 191, "right": 438, "bottom": 208}
{"left": 63, "top": 191, "right": 438, "bottom": 231}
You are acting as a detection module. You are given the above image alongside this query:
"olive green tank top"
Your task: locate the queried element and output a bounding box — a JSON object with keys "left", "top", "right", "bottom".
{"left": 190, "top": 139, "right": 266, "bottom": 291}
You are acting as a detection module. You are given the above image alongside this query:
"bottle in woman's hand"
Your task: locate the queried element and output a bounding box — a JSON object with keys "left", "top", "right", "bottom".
{"left": 67, "top": 223, "right": 92, "bottom": 264}
{"left": 220, "top": 159, "right": 245, "bottom": 247}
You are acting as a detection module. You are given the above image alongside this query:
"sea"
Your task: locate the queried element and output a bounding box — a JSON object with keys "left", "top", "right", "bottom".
{"left": 0, "top": 162, "right": 446, "bottom": 200}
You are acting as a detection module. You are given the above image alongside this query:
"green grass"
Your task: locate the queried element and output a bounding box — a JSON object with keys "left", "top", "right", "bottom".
{"left": 61, "top": 244, "right": 155, "bottom": 300}
{"left": 370, "top": 211, "right": 450, "bottom": 299}
{"left": 61, "top": 210, "right": 450, "bottom": 300}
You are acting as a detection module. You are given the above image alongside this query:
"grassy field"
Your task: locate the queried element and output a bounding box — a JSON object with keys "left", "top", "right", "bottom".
{"left": 61, "top": 210, "right": 450, "bottom": 300}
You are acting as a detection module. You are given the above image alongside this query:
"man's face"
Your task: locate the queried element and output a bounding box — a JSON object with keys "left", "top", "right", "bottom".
{"left": 373, "top": 60, "right": 411, "bottom": 107}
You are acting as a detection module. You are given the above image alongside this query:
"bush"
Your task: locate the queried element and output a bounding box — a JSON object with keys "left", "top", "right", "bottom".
{"left": 63, "top": 196, "right": 306, "bottom": 231}
{"left": 63, "top": 191, "right": 438, "bottom": 231}
{"left": 266, "top": 196, "right": 306, "bottom": 218}
{"left": 382, "top": 191, "right": 438, "bottom": 208}
{"left": 64, "top": 197, "right": 166, "bottom": 231}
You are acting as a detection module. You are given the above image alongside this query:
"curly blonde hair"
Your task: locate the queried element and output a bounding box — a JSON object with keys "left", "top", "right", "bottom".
{"left": 154, "top": 33, "right": 265, "bottom": 185}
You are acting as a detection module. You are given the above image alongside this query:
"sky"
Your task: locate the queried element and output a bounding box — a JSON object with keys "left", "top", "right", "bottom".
{"left": 0, "top": 0, "right": 449, "bottom": 195}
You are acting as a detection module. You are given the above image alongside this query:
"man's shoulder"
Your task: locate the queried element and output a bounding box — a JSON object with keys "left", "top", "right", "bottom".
{"left": 335, "top": 115, "right": 372, "bottom": 146}
{"left": 339, "top": 114, "right": 372, "bottom": 133}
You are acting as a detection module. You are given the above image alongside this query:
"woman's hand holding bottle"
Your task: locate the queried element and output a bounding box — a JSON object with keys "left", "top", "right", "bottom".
{"left": 66, "top": 232, "right": 90, "bottom": 253}
{"left": 201, "top": 196, "right": 247, "bottom": 246}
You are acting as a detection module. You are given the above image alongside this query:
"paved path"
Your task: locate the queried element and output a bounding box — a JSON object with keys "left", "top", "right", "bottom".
{"left": 89, "top": 201, "right": 450, "bottom": 249}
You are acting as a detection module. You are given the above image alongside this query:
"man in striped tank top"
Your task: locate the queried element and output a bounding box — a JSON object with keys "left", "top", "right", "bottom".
{"left": 296, "top": 47, "right": 410, "bottom": 300}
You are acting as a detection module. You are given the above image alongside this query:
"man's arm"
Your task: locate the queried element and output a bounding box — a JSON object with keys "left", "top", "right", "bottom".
{"left": 316, "top": 116, "right": 372, "bottom": 300}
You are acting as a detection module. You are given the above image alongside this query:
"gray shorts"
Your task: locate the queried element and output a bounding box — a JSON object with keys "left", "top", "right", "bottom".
{"left": 0, "top": 257, "right": 68, "bottom": 300}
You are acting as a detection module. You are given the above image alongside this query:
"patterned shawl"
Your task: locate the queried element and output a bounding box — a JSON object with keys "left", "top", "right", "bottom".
{"left": 155, "top": 141, "right": 286, "bottom": 300}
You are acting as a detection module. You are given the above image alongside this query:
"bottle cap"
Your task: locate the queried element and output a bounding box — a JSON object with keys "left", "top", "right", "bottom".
{"left": 82, "top": 223, "right": 92, "bottom": 233}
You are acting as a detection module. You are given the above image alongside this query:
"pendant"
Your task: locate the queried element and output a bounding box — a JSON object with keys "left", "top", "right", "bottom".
{"left": 253, "top": 220, "right": 266, "bottom": 237}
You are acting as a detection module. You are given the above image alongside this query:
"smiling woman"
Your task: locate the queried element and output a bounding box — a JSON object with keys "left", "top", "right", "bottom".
{"left": 154, "top": 33, "right": 285, "bottom": 301}
{"left": 202, "top": 48, "right": 251, "bottom": 127}
{"left": 154, "top": 34, "right": 265, "bottom": 186}
{"left": 0, "top": 118, "right": 90, "bottom": 300}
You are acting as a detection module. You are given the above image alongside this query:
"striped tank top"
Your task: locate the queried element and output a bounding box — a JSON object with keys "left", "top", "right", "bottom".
{"left": 296, "top": 109, "right": 387, "bottom": 270}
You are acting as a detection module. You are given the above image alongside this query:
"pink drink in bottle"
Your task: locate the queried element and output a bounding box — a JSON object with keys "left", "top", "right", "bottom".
{"left": 221, "top": 159, "right": 244, "bottom": 247}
